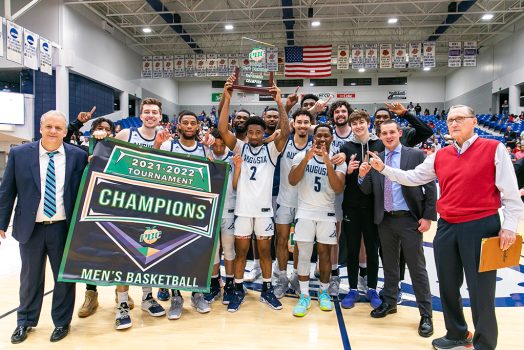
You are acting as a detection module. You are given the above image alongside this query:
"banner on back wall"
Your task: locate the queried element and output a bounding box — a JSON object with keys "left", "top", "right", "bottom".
{"left": 163, "top": 56, "right": 174, "bottom": 78}
{"left": 351, "top": 44, "right": 364, "bottom": 69}
{"left": 6, "top": 20, "right": 23, "bottom": 64}
{"left": 337, "top": 45, "right": 349, "bottom": 70}
{"left": 39, "top": 37, "right": 52, "bottom": 75}
{"left": 365, "top": 43, "right": 378, "bottom": 69}
{"left": 217, "top": 54, "right": 228, "bottom": 76}
{"left": 58, "top": 139, "right": 228, "bottom": 292}
{"left": 448, "top": 42, "right": 461, "bottom": 68}
{"left": 393, "top": 43, "right": 406, "bottom": 69}
{"left": 185, "top": 54, "right": 196, "bottom": 77}
{"left": 408, "top": 42, "right": 421, "bottom": 68}
{"left": 142, "top": 56, "right": 153, "bottom": 78}
{"left": 423, "top": 42, "right": 436, "bottom": 68}
{"left": 266, "top": 47, "right": 279, "bottom": 72}
{"left": 380, "top": 43, "right": 392, "bottom": 69}
{"left": 206, "top": 54, "right": 218, "bottom": 77}
{"left": 153, "top": 56, "right": 163, "bottom": 78}
{"left": 23, "top": 28, "right": 39, "bottom": 70}
{"left": 174, "top": 55, "right": 185, "bottom": 77}
{"left": 463, "top": 41, "right": 477, "bottom": 67}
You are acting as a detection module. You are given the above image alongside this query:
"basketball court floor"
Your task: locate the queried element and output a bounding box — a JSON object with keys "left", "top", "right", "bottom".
{"left": 0, "top": 219, "right": 522, "bottom": 349}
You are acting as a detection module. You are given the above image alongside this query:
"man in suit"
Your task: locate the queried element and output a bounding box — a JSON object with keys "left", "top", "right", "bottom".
{"left": 358, "top": 119, "right": 436, "bottom": 337}
{"left": 0, "top": 110, "right": 88, "bottom": 344}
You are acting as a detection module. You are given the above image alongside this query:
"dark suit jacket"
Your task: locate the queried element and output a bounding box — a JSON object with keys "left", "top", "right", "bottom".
{"left": 359, "top": 146, "right": 437, "bottom": 225}
{"left": 0, "top": 141, "right": 88, "bottom": 244}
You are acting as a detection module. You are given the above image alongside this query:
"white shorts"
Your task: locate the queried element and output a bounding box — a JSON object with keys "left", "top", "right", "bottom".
{"left": 221, "top": 217, "right": 235, "bottom": 236}
{"left": 234, "top": 216, "right": 274, "bottom": 237}
{"left": 294, "top": 218, "right": 337, "bottom": 245}
{"left": 274, "top": 205, "right": 296, "bottom": 225}
{"left": 335, "top": 193, "right": 343, "bottom": 221}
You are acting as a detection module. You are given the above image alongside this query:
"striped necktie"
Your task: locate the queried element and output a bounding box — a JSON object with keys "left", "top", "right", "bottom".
{"left": 384, "top": 151, "right": 396, "bottom": 212}
{"left": 43, "top": 151, "right": 59, "bottom": 218}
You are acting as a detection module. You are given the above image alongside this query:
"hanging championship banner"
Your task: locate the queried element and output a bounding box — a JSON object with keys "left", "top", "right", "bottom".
{"left": 0, "top": 17, "right": 4, "bottom": 57}
{"left": 185, "top": 55, "right": 195, "bottom": 77}
{"left": 217, "top": 54, "right": 228, "bottom": 76}
{"left": 423, "top": 42, "right": 436, "bottom": 68}
{"left": 195, "top": 54, "right": 207, "bottom": 77}
{"left": 463, "top": 41, "right": 477, "bottom": 67}
{"left": 163, "top": 56, "right": 174, "bottom": 78}
{"left": 408, "top": 42, "right": 422, "bottom": 68}
{"left": 241, "top": 53, "right": 251, "bottom": 73}
{"left": 351, "top": 44, "right": 364, "bottom": 69}
{"left": 393, "top": 43, "right": 406, "bottom": 69}
{"left": 448, "top": 42, "right": 461, "bottom": 68}
{"left": 39, "top": 37, "right": 52, "bottom": 75}
{"left": 153, "top": 56, "right": 163, "bottom": 78}
{"left": 6, "top": 20, "right": 23, "bottom": 64}
{"left": 337, "top": 45, "right": 349, "bottom": 70}
{"left": 206, "top": 54, "right": 218, "bottom": 77}
{"left": 266, "top": 47, "right": 278, "bottom": 72}
{"left": 174, "top": 55, "right": 185, "bottom": 77}
{"left": 228, "top": 53, "right": 239, "bottom": 75}
{"left": 58, "top": 139, "right": 228, "bottom": 292}
{"left": 23, "top": 28, "right": 39, "bottom": 70}
{"left": 142, "top": 56, "right": 153, "bottom": 78}
{"left": 380, "top": 43, "right": 392, "bottom": 69}
{"left": 365, "top": 43, "right": 378, "bottom": 69}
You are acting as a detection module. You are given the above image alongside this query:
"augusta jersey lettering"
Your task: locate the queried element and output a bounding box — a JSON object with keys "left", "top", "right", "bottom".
{"left": 292, "top": 152, "right": 347, "bottom": 222}
{"left": 276, "top": 135, "right": 313, "bottom": 208}
{"left": 330, "top": 129, "right": 352, "bottom": 155}
{"left": 235, "top": 139, "right": 280, "bottom": 217}
{"left": 214, "top": 151, "right": 236, "bottom": 219}
{"left": 160, "top": 139, "right": 208, "bottom": 157}
{"left": 128, "top": 127, "right": 157, "bottom": 147}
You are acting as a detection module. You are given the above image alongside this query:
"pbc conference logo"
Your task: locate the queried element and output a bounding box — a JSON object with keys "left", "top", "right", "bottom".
{"left": 137, "top": 226, "right": 163, "bottom": 258}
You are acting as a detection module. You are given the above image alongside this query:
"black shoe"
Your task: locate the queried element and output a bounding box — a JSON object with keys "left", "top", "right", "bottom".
{"left": 11, "top": 326, "right": 30, "bottom": 344}
{"left": 418, "top": 316, "right": 434, "bottom": 338}
{"left": 50, "top": 325, "right": 70, "bottom": 342}
{"left": 432, "top": 331, "right": 473, "bottom": 349}
{"left": 370, "top": 302, "right": 397, "bottom": 318}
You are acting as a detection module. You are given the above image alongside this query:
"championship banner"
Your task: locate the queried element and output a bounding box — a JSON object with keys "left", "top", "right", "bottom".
{"left": 337, "top": 45, "right": 349, "bottom": 70}
{"left": 351, "top": 44, "right": 364, "bottom": 69}
{"left": 58, "top": 139, "right": 228, "bottom": 292}
{"left": 266, "top": 47, "right": 278, "bottom": 72}
{"left": 217, "top": 54, "right": 228, "bottom": 76}
{"left": 448, "top": 42, "right": 461, "bottom": 68}
{"left": 6, "top": 20, "right": 23, "bottom": 64}
{"left": 423, "top": 42, "right": 436, "bottom": 68}
{"left": 206, "top": 54, "right": 218, "bottom": 77}
{"left": 23, "top": 28, "right": 39, "bottom": 70}
{"left": 365, "top": 43, "right": 378, "bottom": 69}
{"left": 174, "top": 55, "right": 185, "bottom": 77}
{"left": 241, "top": 53, "right": 251, "bottom": 73}
{"left": 408, "top": 42, "right": 421, "bottom": 68}
{"left": 142, "top": 56, "right": 153, "bottom": 78}
{"left": 39, "top": 37, "right": 52, "bottom": 75}
{"left": 195, "top": 54, "right": 207, "bottom": 77}
{"left": 0, "top": 17, "right": 4, "bottom": 57}
{"left": 228, "top": 53, "right": 239, "bottom": 75}
{"left": 380, "top": 43, "right": 392, "bottom": 69}
{"left": 153, "top": 56, "right": 163, "bottom": 78}
{"left": 163, "top": 56, "right": 174, "bottom": 78}
{"left": 185, "top": 55, "right": 195, "bottom": 77}
{"left": 393, "top": 43, "right": 406, "bottom": 69}
{"left": 463, "top": 41, "right": 477, "bottom": 67}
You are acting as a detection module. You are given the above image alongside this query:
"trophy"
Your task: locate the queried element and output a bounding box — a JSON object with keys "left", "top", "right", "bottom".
{"left": 231, "top": 37, "right": 278, "bottom": 95}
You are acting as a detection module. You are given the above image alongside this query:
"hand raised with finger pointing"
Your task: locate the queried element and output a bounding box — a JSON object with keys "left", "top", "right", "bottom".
{"left": 367, "top": 151, "right": 385, "bottom": 172}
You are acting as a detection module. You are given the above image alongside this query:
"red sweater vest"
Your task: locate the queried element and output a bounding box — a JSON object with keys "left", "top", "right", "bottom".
{"left": 434, "top": 138, "right": 500, "bottom": 223}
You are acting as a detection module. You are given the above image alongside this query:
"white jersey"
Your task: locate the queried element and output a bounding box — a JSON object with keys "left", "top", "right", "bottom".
{"left": 235, "top": 139, "right": 281, "bottom": 217}
{"left": 160, "top": 139, "right": 207, "bottom": 157}
{"left": 330, "top": 128, "right": 352, "bottom": 155}
{"left": 276, "top": 135, "right": 313, "bottom": 208}
{"left": 213, "top": 151, "right": 236, "bottom": 219}
{"left": 128, "top": 127, "right": 157, "bottom": 147}
{"left": 292, "top": 152, "right": 347, "bottom": 222}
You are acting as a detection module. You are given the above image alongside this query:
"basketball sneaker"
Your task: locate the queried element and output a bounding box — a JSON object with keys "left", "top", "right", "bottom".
{"left": 222, "top": 284, "right": 235, "bottom": 305}
{"left": 227, "top": 290, "right": 246, "bottom": 313}
{"left": 273, "top": 275, "right": 289, "bottom": 299}
{"left": 115, "top": 302, "right": 132, "bottom": 330}
{"left": 327, "top": 276, "right": 341, "bottom": 296}
{"left": 204, "top": 284, "right": 222, "bottom": 303}
{"left": 167, "top": 295, "right": 183, "bottom": 320}
{"left": 141, "top": 293, "right": 166, "bottom": 316}
{"left": 318, "top": 289, "right": 333, "bottom": 311}
{"left": 191, "top": 293, "right": 211, "bottom": 313}
{"left": 293, "top": 294, "right": 311, "bottom": 317}
{"left": 78, "top": 290, "right": 98, "bottom": 318}
{"left": 114, "top": 289, "right": 135, "bottom": 309}
{"left": 260, "top": 289, "right": 283, "bottom": 310}
{"left": 157, "top": 288, "right": 170, "bottom": 301}
{"left": 431, "top": 331, "right": 473, "bottom": 349}
{"left": 289, "top": 272, "right": 300, "bottom": 295}
{"left": 367, "top": 288, "right": 382, "bottom": 309}
{"left": 244, "top": 265, "right": 262, "bottom": 282}
{"left": 341, "top": 289, "right": 360, "bottom": 309}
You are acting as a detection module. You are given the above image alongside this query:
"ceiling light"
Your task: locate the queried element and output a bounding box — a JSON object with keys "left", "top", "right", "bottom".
{"left": 142, "top": 27, "right": 152, "bottom": 33}
{"left": 482, "top": 14, "right": 494, "bottom": 20}
{"left": 225, "top": 24, "right": 234, "bottom": 30}
{"left": 423, "top": 67, "right": 431, "bottom": 71}
{"left": 358, "top": 68, "right": 365, "bottom": 73}
{"left": 388, "top": 18, "right": 398, "bottom": 24}
{"left": 311, "top": 21, "right": 320, "bottom": 27}
{"left": 309, "top": 82, "right": 314, "bottom": 86}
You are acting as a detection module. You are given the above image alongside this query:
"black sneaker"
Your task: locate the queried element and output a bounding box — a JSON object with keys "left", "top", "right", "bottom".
{"left": 432, "top": 331, "right": 473, "bottom": 349}
{"left": 204, "top": 284, "right": 222, "bottom": 303}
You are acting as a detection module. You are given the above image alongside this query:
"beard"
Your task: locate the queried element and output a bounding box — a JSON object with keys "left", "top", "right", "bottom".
{"left": 334, "top": 119, "right": 348, "bottom": 127}
{"left": 234, "top": 123, "right": 247, "bottom": 133}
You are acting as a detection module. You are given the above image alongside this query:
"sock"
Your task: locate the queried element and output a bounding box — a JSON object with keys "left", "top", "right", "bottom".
{"left": 293, "top": 268, "right": 298, "bottom": 275}
{"left": 331, "top": 267, "right": 340, "bottom": 277}
{"left": 320, "top": 282, "right": 329, "bottom": 292}
{"left": 142, "top": 287, "right": 152, "bottom": 300}
{"left": 117, "top": 291, "right": 128, "bottom": 304}
{"left": 253, "top": 259, "right": 260, "bottom": 269}
{"left": 299, "top": 280, "right": 309, "bottom": 295}
{"left": 225, "top": 276, "right": 234, "bottom": 287}
{"left": 234, "top": 279, "right": 244, "bottom": 292}
{"left": 171, "top": 289, "right": 181, "bottom": 297}
{"left": 86, "top": 284, "right": 97, "bottom": 291}
{"left": 262, "top": 280, "right": 272, "bottom": 292}
{"left": 278, "top": 268, "right": 287, "bottom": 277}
{"left": 211, "top": 276, "right": 220, "bottom": 287}
{"left": 359, "top": 263, "right": 368, "bottom": 278}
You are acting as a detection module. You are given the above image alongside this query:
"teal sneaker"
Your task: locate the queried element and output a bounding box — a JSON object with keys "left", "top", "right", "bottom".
{"left": 293, "top": 294, "right": 311, "bottom": 317}
{"left": 318, "top": 289, "right": 333, "bottom": 311}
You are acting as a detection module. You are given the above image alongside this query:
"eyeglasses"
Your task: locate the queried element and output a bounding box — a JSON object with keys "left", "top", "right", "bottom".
{"left": 446, "top": 116, "right": 475, "bottom": 125}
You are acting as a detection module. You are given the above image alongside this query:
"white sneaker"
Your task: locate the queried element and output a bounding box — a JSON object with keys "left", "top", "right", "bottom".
{"left": 289, "top": 272, "right": 300, "bottom": 295}
{"left": 244, "top": 266, "right": 262, "bottom": 282}
{"left": 167, "top": 295, "right": 184, "bottom": 320}
{"left": 327, "top": 276, "right": 341, "bottom": 296}
{"left": 191, "top": 293, "right": 211, "bottom": 314}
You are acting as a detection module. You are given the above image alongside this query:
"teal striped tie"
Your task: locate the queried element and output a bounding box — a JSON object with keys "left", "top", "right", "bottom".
{"left": 43, "top": 151, "right": 58, "bottom": 218}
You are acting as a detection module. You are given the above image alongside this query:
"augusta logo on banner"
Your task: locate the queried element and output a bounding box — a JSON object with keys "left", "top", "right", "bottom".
{"left": 58, "top": 139, "right": 228, "bottom": 292}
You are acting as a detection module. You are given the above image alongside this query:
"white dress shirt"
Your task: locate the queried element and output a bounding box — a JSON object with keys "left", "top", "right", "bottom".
{"left": 36, "top": 142, "right": 67, "bottom": 222}
{"left": 381, "top": 134, "right": 524, "bottom": 231}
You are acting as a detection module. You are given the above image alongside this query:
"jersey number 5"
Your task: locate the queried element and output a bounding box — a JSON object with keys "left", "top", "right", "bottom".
{"left": 314, "top": 176, "right": 321, "bottom": 192}
{"left": 250, "top": 166, "right": 257, "bottom": 181}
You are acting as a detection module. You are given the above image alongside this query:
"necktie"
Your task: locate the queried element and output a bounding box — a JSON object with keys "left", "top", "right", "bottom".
{"left": 384, "top": 151, "right": 396, "bottom": 212}
{"left": 43, "top": 151, "right": 58, "bottom": 218}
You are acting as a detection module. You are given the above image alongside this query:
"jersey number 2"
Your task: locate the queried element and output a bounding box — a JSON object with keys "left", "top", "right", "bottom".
{"left": 314, "top": 176, "right": 321, "bottom": 192}
{"left": 250, "top": 166, "right": 257, "bottom": 180}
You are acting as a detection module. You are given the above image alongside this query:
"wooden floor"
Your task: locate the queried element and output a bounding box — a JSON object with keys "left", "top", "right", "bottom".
{"left": 0, "top": 219, "right": 523, "bottom": 349}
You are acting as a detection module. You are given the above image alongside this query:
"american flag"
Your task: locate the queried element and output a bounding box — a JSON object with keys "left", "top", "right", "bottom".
{"left": 284, "top": 45, "right": 332, "bottom": 78}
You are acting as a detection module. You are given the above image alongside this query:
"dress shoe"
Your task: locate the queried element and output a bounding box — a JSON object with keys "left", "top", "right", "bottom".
{"left": 370, "top": 302, "right": 397, "bottom": 318}
{"left": 50, "top": 325, "right": 70, "bottom": 342}
{"left": 11, "top": 326, "right": 30, "bottom": 344}
{"left": 418, "top": 315, "right": 434, "bottom": 337}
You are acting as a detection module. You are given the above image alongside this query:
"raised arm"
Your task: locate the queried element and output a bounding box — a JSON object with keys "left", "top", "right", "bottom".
{"left": 386, "top": 102, "right": 433, "bottom": 147}
{"left": 218, "top": 76, "right": 238, "bottom": 150}
{"left": 271, "top": 84, "right": 291, "bottom": 152}
{"left": 368, "top": 150, "right": 437, "bottom": 186}
{"left": 322, "top": 147, "right": 345, "bottom": 193}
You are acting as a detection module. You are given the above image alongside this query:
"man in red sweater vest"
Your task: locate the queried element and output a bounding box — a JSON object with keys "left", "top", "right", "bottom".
{"left": 366, "top": 105, "right": 524, "bottom": 350}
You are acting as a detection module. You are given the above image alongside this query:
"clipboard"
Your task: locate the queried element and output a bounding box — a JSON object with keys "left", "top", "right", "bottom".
{"left": 478, "top": 235, "right": 522, "bottom": 272}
